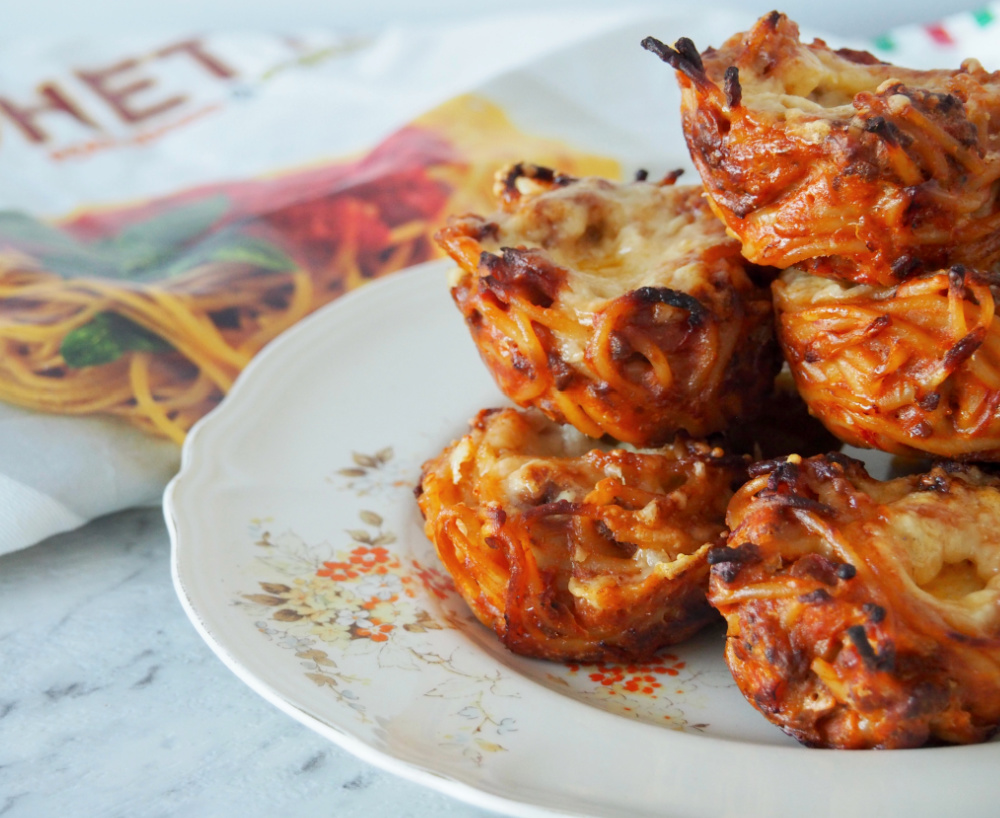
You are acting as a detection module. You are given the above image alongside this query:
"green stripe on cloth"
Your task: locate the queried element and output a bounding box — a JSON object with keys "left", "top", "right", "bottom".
{"left": 973, "top": 8, "right": 995, "bottom": 26}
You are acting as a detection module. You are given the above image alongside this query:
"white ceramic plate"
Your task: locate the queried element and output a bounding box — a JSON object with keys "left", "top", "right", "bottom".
{"left": 166, "top": 259, "right": 999, "bottom": 818}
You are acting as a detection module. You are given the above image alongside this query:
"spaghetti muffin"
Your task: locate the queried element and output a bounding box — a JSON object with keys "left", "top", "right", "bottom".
{"left": 435, "top": 164, "right": 778, "bottom": 447}
{"left": 643, "top": 12, "right": 1000, "bottom": 285}
{"left": 416, "top": 406, "right": 749, "bottom": 662}
{"left": 774, "top": 264, "right": 1000, "bottom": 459}
{"left": 710, "top": 453, "right": 1000, "bottom": 749}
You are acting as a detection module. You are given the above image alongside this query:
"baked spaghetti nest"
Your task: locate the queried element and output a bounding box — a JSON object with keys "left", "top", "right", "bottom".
{"left": 416, "top": 407, "right": 750, "bottom": 662}
{"left": 710, "top": 452, "right": 1000, "bottom": 748}
{"left": 435, "top": 163, "right": 778, "bottom": 447}
{"left": 774, "top": 263, "right": 1000, "bottom": 459}
{"left": 643, "top": 12, "right": 1000, "bottom": 286}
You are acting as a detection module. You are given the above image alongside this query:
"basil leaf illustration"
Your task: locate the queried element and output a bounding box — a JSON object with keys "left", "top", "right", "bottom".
{"left": 0, "top": 211, "right": 120, "bottom": 277}
{"left": 0, "top": 194, "right": 231, "bottom": 281}
{"left": 0, "top": 211, "right": 85, "bottom": 251}
{"left": 61, "top": 312, "right": 174, "bottom": 368}
{"left": 158, "top": 233, "right": 296, "bottom": 278}
{"left": 207, "top": 237, "right": 295, "bottom": 270}
{"left": 98, "top": 195, "right": 231, "bottom": 280}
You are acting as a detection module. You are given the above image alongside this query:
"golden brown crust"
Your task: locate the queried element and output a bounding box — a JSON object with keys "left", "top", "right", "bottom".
{"left": 435, "top": 163, "right": 778, "bottom": 446}
{"left": 416, "top": 407, "right": 749, "bottom": 662}
{"left": 774, "top": 264, "right": 1000, "bottom": 459}
{"left": 710, "top": 453, "right": 1000, "bottom": 748}
{"left": 643, "top": 13, "right": 1000, "bottom": 285}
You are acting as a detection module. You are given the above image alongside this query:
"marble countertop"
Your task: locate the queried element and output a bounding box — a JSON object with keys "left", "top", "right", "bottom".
{"left": 0, "top": 506, "right": 496, "bottom": 818}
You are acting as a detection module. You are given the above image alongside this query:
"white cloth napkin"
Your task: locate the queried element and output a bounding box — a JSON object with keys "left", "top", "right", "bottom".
{"left": 0, "top": 403, "right": 180, "bottom": 553}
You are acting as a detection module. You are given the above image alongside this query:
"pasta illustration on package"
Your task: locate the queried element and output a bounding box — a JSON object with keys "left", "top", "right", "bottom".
{"left": 0, "top": 18, "right": 653, "bottom": 556}
{"left": 0, "top": 89, "right": 615, "bottom": 443}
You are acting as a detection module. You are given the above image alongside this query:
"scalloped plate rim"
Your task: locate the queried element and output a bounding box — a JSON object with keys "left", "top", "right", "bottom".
{"left": 165, "top": 259, "right": 1000, "bottom": 818}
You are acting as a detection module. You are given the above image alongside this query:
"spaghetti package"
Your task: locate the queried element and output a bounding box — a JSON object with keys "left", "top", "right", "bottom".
{"left": 0, "top": 22, "right": 633, "bottom": 448}
{"left": 2, "top": 6, "right": 997, "bottom": 555}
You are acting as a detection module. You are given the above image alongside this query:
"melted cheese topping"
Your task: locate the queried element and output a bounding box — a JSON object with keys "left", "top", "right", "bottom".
{"left": 779, "top": 266, "right": 877, "bottom": 303}
{"left": 462, "top": 407, "right": 638, "bottom": 508}
{"left": 706, "top": 16, "right": 982, "bottom": 125}
{"left": 476, "top": 179, "right": 741, "bottom": 367}
{"left": 481, "top": 180, "right": 736, "bottom": 315}
{"left": 873, "top": 479, "right": 1000, "bottom": 631}
{"left": 444, "top": 408, "right": 727, "bottom": 578}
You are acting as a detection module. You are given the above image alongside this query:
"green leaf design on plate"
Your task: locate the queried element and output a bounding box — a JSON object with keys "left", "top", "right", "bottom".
{"left": 60, "top": 312, "right": 174, "bottom": 368}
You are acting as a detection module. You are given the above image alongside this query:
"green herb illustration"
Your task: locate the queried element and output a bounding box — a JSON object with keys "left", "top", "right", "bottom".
{"left": 0, "top": 194, "right": 296, "bottom": 369}
{"left": 60, "top": 312, "right": 175, "bottom": 368}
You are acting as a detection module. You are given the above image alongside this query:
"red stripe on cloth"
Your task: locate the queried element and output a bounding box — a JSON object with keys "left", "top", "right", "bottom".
{"left": 925, "top": 23, "right": 955, "bottom": 45}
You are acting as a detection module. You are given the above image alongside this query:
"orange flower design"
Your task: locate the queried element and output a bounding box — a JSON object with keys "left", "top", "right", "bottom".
{"left": 568, "top": 656, "right": 686, "bottom": 698}
{"left": 355, "top": 620, "right": 394, "bottom": 642}
{"left": 317, "top": 561, "right": 359, "bottom": 581}
{"left": 349, "top": 545, "right": 392, "bottom": 571}
{"left": 411, "top": 558, "right": 457, "bottom": 600}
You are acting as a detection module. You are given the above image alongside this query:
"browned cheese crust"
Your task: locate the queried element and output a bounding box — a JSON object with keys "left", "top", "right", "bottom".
{"left": 643, "top": 12, "right": 1000, "bottom": 286}
{"left": 710, "top": 452, "right": 1000, "bottom": 748}
{"left": 416, "top": 407, "right": 749, "bottom": 662}
{"left": 775, "top": 264, "right": 1000, "bottom": 459}
{"left": 435, "top": 164, "right": 778, "bottom": 446}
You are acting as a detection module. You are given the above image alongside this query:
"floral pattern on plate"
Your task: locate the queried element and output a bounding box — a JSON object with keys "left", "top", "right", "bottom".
{"left": 237, "top": 506, "right": 520, "bottom": 766}
{"left": 236, "top": 442, "right": 737, "bottom": 752}
{"left": 170, "top": 259, "right": 989, "bottom": 818}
